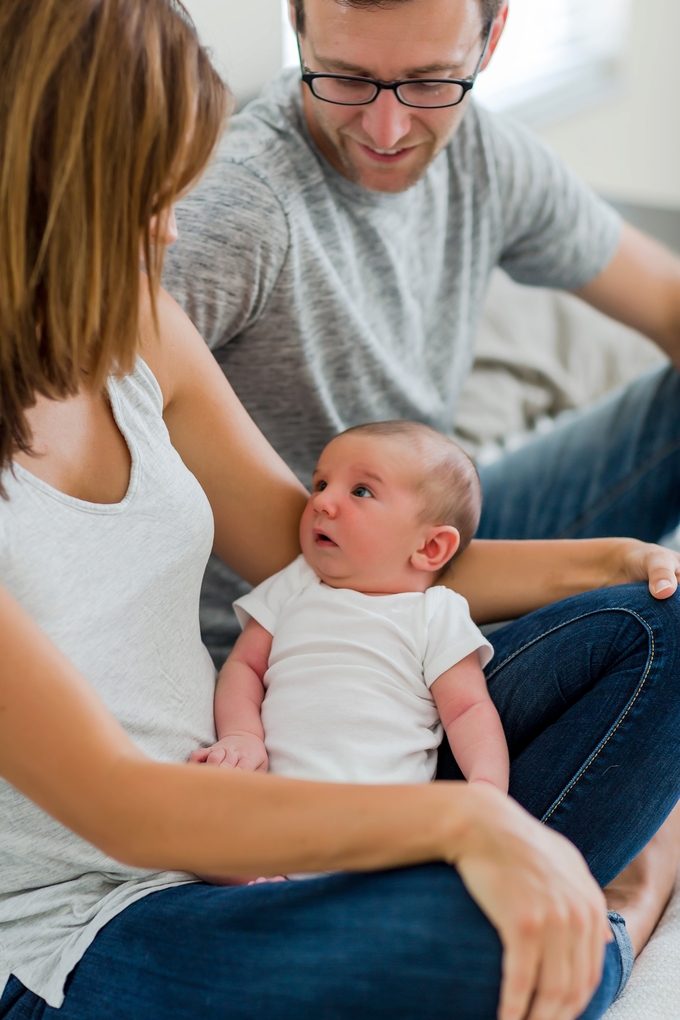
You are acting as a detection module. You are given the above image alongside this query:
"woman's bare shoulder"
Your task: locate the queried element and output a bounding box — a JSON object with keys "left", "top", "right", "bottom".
{"left": 137, "top": 274, "right": 206, "bottom": 409}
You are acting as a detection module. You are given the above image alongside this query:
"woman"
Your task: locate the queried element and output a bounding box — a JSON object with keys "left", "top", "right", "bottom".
{"left": 0, "top": 2, "right": 679, "bottom": 1019}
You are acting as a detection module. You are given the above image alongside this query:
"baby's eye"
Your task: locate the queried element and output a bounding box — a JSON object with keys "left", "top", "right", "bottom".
{"left": 352, "top": 485, "right": 373, "bottom": 499}
{"left": 314, "top": 480, "right": 327, "bottom": 492}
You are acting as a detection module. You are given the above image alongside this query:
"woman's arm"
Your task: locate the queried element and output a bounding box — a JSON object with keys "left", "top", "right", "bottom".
{"left": 1, "top": 581, "right": 609, "bottom": 1020}
{"left": 444, "top": 538, "right": 680, "bottom": 624}
{"left": 139, "top": 284, "right": 308, "bottom": 586}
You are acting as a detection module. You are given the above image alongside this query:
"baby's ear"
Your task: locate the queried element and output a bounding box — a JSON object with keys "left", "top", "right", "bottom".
{"left": 411, "top": 526, "right": 460, "bottom": 573}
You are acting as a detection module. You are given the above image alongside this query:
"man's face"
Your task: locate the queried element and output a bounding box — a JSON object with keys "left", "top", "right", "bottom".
{"left": 293, "top": 0, "right": 505, "bottom": 194}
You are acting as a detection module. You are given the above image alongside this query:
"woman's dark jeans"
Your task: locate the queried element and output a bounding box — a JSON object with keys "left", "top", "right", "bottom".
{"left": 3, "top": 583, "right": 679, "bottom": 1020}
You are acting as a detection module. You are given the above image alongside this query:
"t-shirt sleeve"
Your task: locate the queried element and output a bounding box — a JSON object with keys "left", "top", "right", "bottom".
{"left": 232, "top": 555, "right": 312, "bottom": 635}
{"left": 423, "top": 587, "right": 494, "bottom": 687}
{"left": 473, "top": 104, "right": 622, "bottom": 291}
{"left": 162, "top": 149, "right": 290, "bottom": 351}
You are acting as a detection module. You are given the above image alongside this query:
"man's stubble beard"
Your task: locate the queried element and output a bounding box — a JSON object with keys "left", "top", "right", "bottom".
{"left": 311, "top": 104, "right": 457, "bottom": 193}
{"left": 333, "top": 129, "right": 445, "bottom": 194}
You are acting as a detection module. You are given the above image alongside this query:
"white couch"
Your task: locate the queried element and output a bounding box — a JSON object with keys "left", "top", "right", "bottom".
{"left": 607, "top": 869, "right": 680, "bottom": 1018}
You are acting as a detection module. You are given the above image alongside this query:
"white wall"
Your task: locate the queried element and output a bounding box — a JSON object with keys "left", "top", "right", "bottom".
{"left": 537, "top": 0, "right": 680, "bottom": 209}
{"left": 181, "top": 0, "right": 283, "bottom": 106}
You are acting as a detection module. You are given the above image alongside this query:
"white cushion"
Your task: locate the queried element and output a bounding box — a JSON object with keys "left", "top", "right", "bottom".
{"left": 604, "top": 869, "right": 680, "bottom": 1019}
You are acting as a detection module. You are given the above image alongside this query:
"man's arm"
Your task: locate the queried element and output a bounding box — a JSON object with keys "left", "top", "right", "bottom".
{"left": 575, "top": 221, "right": 680, "bottom": 367}
{"left": 443, "top": 537, "right": 680, "bottom": 624}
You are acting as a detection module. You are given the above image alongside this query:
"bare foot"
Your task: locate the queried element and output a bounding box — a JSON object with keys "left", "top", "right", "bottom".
{"left": 604, "top": 800, "right": 680, "bottom": 957}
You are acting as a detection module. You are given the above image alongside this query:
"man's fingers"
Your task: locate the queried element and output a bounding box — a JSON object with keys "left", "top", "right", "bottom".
{"left": 646, "top": 550, "right": 679, "bottom": 598}
{"left": 650, "top": 576, "right": 677, "bottom": 598}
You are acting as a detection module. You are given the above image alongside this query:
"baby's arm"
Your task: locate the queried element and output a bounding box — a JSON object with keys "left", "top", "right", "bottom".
{"left": 190, "top": 618, "right": 273, "bottom": 772}
{"left": 430, "top": 651, "right": 509, "bottom": 794}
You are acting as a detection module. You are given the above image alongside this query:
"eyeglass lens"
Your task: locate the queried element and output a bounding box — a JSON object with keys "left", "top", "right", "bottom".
{"left": 310, "top": 77, "right": 466, "bottom": 107}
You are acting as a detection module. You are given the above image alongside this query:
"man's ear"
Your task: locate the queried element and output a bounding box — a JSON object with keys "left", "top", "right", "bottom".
{"left": 481, "top": 1, "right": 510, "bottom": 74}
{"left": 411, "top": 526, "right": 460, "bottom": 573}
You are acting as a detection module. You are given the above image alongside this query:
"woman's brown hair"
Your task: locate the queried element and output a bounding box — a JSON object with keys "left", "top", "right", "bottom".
{"left": 0, "top": 0, "right": 229, "bottom": 491}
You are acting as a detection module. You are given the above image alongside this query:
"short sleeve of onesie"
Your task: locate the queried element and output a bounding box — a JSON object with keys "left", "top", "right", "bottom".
{"left": 233, "top": 554, "right": 315, "bottom": 635}
{"left": 422, "top": 587, "right": 493, "bottom": 688}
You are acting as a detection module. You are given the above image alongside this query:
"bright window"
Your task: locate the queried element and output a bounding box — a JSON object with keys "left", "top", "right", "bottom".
{"left": 475, "top": 0, "right": 631, "bottom": 123}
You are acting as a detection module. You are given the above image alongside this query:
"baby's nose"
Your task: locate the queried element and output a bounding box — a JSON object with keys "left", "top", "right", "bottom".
{"left": 313, "top": 489, "right": 337, "bottom": 515}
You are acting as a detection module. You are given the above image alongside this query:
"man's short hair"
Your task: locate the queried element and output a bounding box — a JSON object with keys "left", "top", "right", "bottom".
{"left": 294, "top": 0, "right": 502, "bottom": 36}
{"left": 339, "top": 420, "right": 482, "bottom": 556}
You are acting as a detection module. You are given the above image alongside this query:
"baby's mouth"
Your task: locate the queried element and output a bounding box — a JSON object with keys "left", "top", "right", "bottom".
{"left": 313, "top": 529, "right": 338, "bottom": 548}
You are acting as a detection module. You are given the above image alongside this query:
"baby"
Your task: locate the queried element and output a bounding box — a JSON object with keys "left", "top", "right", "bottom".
{"left": 192, "top": 421, "right": 508, "bottom": 794}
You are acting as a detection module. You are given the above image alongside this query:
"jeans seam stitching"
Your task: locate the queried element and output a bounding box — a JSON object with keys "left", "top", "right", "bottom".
{"left": 486, "top": 608, "right": 608, "bottom": 681}
{"left": 540, "top": 608, "right": 654, "bottom": 822}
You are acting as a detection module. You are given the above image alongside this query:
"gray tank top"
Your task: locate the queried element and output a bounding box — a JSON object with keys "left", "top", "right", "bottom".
{"left": 0, "top": 360, "right": 217, "bottom": 1007}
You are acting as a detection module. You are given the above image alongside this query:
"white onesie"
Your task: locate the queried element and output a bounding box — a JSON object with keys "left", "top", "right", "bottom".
{"left": 234, "top": 555, "right": 493, "bottom": 785}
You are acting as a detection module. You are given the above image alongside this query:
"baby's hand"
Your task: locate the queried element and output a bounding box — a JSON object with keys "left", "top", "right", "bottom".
{"left": 189, "top": 734, "right": 268, "bottom": 772}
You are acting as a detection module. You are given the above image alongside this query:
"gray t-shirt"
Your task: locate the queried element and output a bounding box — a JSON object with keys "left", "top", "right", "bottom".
{"left": 163, "top": 67, "right": 621, "bottom": 655}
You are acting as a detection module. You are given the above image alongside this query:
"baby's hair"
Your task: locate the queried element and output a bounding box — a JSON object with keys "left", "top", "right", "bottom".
{"left": 339, "top": 421, "right": 482, "bottom": 556}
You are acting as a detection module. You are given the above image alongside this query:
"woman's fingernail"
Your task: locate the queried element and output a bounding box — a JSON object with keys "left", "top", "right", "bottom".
{"left": 653, "top": 579, "right": 674, "bottom": 593}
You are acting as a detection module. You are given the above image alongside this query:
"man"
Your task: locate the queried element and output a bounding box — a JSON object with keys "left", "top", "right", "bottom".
{"left": 163, "top": 6, "right": 680, "bottom": 1015}
{"left": 164, "top": 0, "right": 680, "bottom": 664}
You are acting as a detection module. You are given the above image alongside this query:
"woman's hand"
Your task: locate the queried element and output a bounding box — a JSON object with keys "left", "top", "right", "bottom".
{"left": 451, "top": 785, "right": 611, "bottom": 1020}
{"left": 614, "top": 538, "right": 680, "bottom": 598}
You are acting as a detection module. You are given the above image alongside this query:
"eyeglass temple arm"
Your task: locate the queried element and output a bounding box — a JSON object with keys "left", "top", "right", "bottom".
{"left": 474, "top": 20, "right": 495, "bottom": 78}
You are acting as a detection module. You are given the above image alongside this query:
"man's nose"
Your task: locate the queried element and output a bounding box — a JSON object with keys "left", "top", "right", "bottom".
{"left": 360, "top": 89, "right": 412, "bottom": 150}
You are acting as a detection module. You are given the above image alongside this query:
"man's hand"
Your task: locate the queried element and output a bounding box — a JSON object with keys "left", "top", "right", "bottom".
{"left": 190, "top": 733, "right": 268, "bottom": 772}
{"left": 452, "top": 785, "right": 612, "bottom": 1020}
{"left": 615, "top": 538, "right": 680, "bottom": 599}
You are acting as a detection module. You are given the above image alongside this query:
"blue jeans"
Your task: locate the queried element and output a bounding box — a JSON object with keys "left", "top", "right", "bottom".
{"left": 477, "top": 365, "right": 680, "bottom": 542}
{"left": 3, "top": 582, "right": 679, "bottom": 1020}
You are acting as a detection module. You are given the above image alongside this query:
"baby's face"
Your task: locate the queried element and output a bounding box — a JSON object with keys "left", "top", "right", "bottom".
{"left": 300, "top": 433, "right": 432, "bottom": 594}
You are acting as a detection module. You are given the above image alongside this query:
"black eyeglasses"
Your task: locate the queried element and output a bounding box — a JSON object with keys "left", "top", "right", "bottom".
{"left": 297, "top": 25, "right": 492, "bottom": 109}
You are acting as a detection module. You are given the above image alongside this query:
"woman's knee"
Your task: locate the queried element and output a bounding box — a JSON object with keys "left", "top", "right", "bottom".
{"left": 66, "top": 869, "right": 504, "bottom": 1020}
